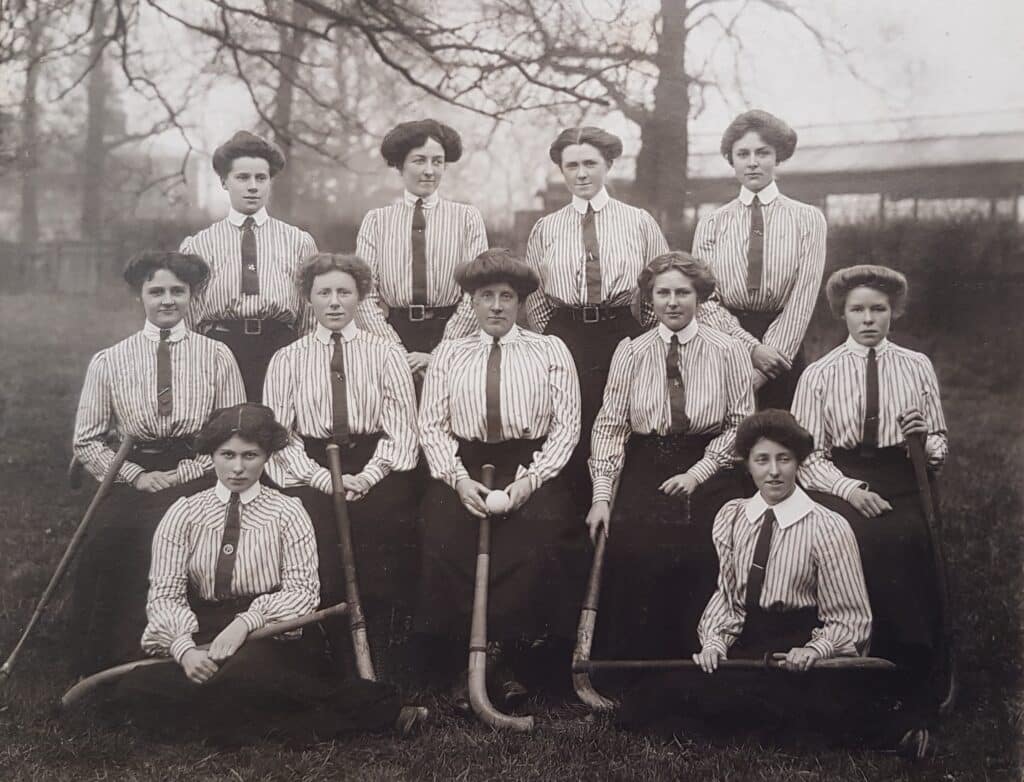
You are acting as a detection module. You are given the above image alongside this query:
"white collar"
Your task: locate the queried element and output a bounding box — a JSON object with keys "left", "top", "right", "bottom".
{"left": 403, "top": 190, "right": 440, "bottom": 209}
{"left": 314, "top": 320, "right": 360, "bottom": 345}
{"left": 477, "top": 324, "right": 521, "bottom": 346}
{"left": 844, "top": 334, "right": 891, "bottom": 358}
{"left": 227, "top": 206, "right": 269, "bottom": 227}
{"left": 571, "top": 187, "right": 610, "bottom": 215}
{"left": 142, "top": 319, "right": 188, "bottom": 343}
{"left": 744, "top": 485, "right": 815, "bottom": 530}
{"left": 657, "top": 319, "right": 699, "bottom": 345}
{"left": 738, "top": 180, "right": 780, "bottom": 206}
{"left": 215, "top": 480, "right": 262, "bottom": 505}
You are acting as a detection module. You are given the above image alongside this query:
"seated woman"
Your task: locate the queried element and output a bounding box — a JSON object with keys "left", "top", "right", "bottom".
{"left": 263, "top": 253, "right": 419, "bottom": 657}
{"left": 585, "top": 251, "right": 753, "bottom": 656}
{"left": 110, "top": 404, "right": 426, "bottom": 743}
{"left": 70, "top": 250, "right": 246, "bottom": 675}
{"left": 416, "top": 248, "right": 581, "bottom": 708}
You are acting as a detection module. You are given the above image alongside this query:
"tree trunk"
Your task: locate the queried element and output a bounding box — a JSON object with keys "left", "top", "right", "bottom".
{"left": 80, "top": 0, "right": 110, "bottom": 240}
{"left": 633, "top": 0, "right": 690, "bottom": 238}
{"left": 19, "top": 15, "right": 43, "bottom": 245}
{"left": 270, "top": 2, "right": 311, "bottom": 222}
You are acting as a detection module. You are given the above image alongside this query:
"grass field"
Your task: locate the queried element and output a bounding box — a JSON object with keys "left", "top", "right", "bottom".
{"left": 0, "top": 285, "right": 1021, "bottom": 781}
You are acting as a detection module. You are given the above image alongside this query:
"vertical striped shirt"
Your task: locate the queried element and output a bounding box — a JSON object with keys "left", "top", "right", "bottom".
{"left": 698, "top": 487, "right": 872, "bottom": 660}
{"left": 142, "top": 481, "right": 320, "bottom": 662}
{"left": 354, "top": 191, "right": 488, "bottom": 344}
{"left": 73, "top": 320, "right": 246, "bottom": 485}
{"left": 419, "top": 325, "right": 581, "bottom": 490}
{"left": 180, "top": 207, "right": 319, "bottom": 332}
{"left": 692, "top": 182, "right": 827, "bottom": 360}
{"left": 263, "top": 322, "right": 419, "bottom": 493}
{"left": 525, "top": 189, "right": 669, "bottom": 332}
{"left": 589, "top": 321, "right": 754, "bottom": 503}
{"left": 792, "top": 337, "right": 949, "bottom": 500}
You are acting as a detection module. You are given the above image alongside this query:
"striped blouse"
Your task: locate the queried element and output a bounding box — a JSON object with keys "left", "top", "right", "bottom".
{"left": 692, "top": 182, "right": 826, "bottom": 361}
{"left": 525, "top": 189, "right": 669, "bottom": 332}
{"left": 589, "top": 321, "right": 754, "bottom": 503}
{"left": 419, "top": 325, "right": 581, "bottom": 490}
{"left": 179, "top": 207, "right": 319, "bottom": 332}
{"left": 698, "top": 488, "right": 872, "bottom": 659}
{"left": 792, "top": 337, "right": 949, "bottom": 500}
{"left": 73, "top": 321, "right": 246, "bottom": 485}
{"left": 354, "top": 191, "right": 487, "bottom": 344}
{"left": 142, "top": 482, "right": 320, "bottom": 662}
{"left": 263, "top": 323, "right": 419, "bottom": 493}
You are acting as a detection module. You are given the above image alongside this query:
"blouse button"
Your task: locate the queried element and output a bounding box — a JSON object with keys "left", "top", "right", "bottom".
{"left": 222, "top": 544, "right": 235, "bottom": 555}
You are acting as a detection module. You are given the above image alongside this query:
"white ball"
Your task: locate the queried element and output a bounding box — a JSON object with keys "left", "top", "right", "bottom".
{"left": 486, "top": 489, "right": 512, "bottom": 514}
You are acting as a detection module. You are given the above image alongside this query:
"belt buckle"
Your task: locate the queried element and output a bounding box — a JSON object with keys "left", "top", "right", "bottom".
{"left": 408, "top": 305, "right": 426, "bottom": 322}
{"left": 243, "top": 318, "right": 262, "bottom": 336}
{"left": 582, "top": 306, "right": 600, "bottom": 324}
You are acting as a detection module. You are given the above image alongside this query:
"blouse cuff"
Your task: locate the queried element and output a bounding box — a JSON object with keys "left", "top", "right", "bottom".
{"left": 831, "top": 476, "right": 867, "bottom": 502}
{"left": 237, "top": 609, "right": 266, "bottom": 634}
{"left": 121, "top": 461, "right": 146, "bottom": 485}
{"left": 175, "top": 459, "right": 205, "bottom": 485}
{"left": 443, "top": 463, "right": 471, "bottom": 490}
{"left": 358, "top": 461, "right": 387, "bottom": 489}
{"left": 805, "top": 636, "right": 835, "bottom": 660}
{"left": 591, "top": 475, "right": 615, "bottom": 505}
{"left": 311, "top": 467, "right": 334, "bottom": 495}
{"left": 170, "top": 635, "right": 197, "bottom": 664}
{"left": 702, "top": 636, "right": 730, "bottom": 658}
{"left": 687, "top": 458, "right": 719, "bottom": 486}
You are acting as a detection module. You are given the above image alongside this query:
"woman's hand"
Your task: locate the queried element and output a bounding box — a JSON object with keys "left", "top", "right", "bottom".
{"left": 848, "top": 487, "right": 893, "bottom": 518}
{"left": 751, "top": 344, "right": 792, "bottom": 379}
{"left": 407, "top": 351, "right": 432, "bottom": 376}
{"left": 898, "top": 407, "right": 928, "bottom": 438}
{"left": 692, "top": 647, "right": 726, "bottom": 674}
{"left": 455, "top": 477, "right": 489, "bottom": 519}
{"left": 752, "top": 370, "right": 770, "bottom": 391}
{"left": 585, "top": 501, "right": 611, "bottom": 543}
{"left": 342, "top": 473, "right": 372, "bottom": 502}
{"left": 660, "top": 472, "right": 699, "bottom": 497}
{"left": 134, "top": 470, "right": 179, "bottom": 493}
{"left": 505, "top": 477, "right": 534, "bottom": 512}
{"left": 779, "top": 645, "right": 821, "bottom": 672}
{"left": 179, "top": 649, "right": 219, "bottom": 684}
{"left": 208, "top": 617, "right": 250, "bottom": 663}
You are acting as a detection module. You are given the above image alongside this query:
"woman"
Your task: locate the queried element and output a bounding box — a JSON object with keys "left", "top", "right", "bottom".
{"left": 792, "top": 264, "right": 947, "bottom": 671}
{"left": 416, "top": 248, "right": 581, "bottom": 707}
{"left": 585, "top": 252, "right": 753, "bottom": 656}
{"left": 526, "top": 126, "right": 669, "bottom": 497}
{"left": 180, "top": 130, "right": 319, "bottom": 400}
{"left": 71, "top": 251, "right": 246, "bottom": 675}
{"left": 355, "top": 119, "right": 488, "bottom": 378}
{"left": 263, "top": 253, "right": 419, "bottom": 657}
{"left": 693, "top": 110, "right": 826, "bottom": 410}
{"left": 109, "top": 404, "right": 427, "bottom": 743}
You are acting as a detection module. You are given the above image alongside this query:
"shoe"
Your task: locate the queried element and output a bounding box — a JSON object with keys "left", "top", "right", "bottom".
{"left": 897, "top": 728, "right": 931, "bottom": 762}
{"left": 448, "top": 674, "right": 471, "bottom": 715}
{"left": 395, "top": 706, "right": 430, "bottom": 737}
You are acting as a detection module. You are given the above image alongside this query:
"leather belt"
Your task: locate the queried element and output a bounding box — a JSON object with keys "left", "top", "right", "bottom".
{"left": 206, "top": 319, "right": 293, "bottom": 337}
{"left": 560, "top": 305, "right": 631, "bottom": 324}
{"left": 390, "top": 305, "right": 457, "bottom": 323}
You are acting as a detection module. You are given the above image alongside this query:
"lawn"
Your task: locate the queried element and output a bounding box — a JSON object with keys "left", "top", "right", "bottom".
{"left": 0, "top": 285, "right": 1020, "bottom": 781}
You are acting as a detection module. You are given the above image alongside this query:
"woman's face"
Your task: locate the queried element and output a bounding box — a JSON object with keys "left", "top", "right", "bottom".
{"left": 472, "top": 281, "right": 520, "bottom": 339}
{"left": 309, "top": 269, "right": 362, "bottom": 332}
{"left": 213, "top": 434, "right": 268, "bottom": 493}
{"left": 843, "top": 286, "right": 892, "bottom": 348}
{"left": 650, "top": 269, "right": 699, "bottom": 332}
{"left": 747, "top": 437, "right": 799, "bottom": 506}
{"left": 140, "top": 268, "right": 191, "bottom": 330}
{"left": 730, "top": 130, "right": 777, "bottom": 192}
{"left": 559, "top": 142, "right": 610, "bottom": 201}
{"left": 401, "top": 136, "right": 446, "bottom": 198}
{"left": 223, "top": 156, "right": 271, "bottom": 214}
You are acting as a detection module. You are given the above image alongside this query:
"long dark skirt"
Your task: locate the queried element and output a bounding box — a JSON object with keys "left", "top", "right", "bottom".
{"left": 732, "top": 310, "right": 807, "bottom": 411}
{"left": 71, "top": 441, "right": 213, "bottom": 675}
{"left": 203, "top": 319, "right": 297, "bottom": 401}
{"left": 111, "top": 597, "right": 401, "bottom": 743}
{"left": 596, "top": 433, "right": 749, "bottom": 658}
{"left": 414, "top": 438, "right": 584, "bottom": 642}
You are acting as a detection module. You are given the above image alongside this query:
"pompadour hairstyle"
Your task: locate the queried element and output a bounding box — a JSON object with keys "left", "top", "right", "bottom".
{"left": 454, "top": 248, "right": 540, "bottom": 299}
{"left": 296, "top": 253, "right": 373, "bottom": 301}
{"left": 734, "top": 409, "right": 815, "bottom": 464}
{"left": 825, "top": 264, "right": 909, "bottom": 319}
{"left": 548, "top": 126, "right": 624, "bottom": 166}
{"left": 123, "top": 250, "right": 210, "bottom": 293}
{"left": 379, "top": 119, "right": 463, "bottom": 169}
{"left": 637, "top": 251, "right": 717, "bottom": 303}
{"left": 194, "top": 403, "right": 290, "bottom": 456}
{"left": 720, "top": 110, "right": 798, "bottom": 164}
{"left": 212, "top": 131, "right": 286, "bottom": 179}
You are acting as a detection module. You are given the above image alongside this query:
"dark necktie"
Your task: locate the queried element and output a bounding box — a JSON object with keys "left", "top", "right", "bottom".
{"left": 862, "top": 347, "right": 879, "bottom": 450}
{"left": 330, "top": 333, "right": 350, "bottom": 444}
{"left": 156, "top": 328, "right": 173, "bottom": 417}
{"left": 746, "top": 195, "right": 764, "bottom": 291}
{"left": 745, "top": 509, "right": 776, "bottom": 612}
{"left": 241, "top": 216, "right": 259, "bottom": 295}
{"left": 582, "top": 203, "right": 602, "bottom": 305}
{"left": 411, "top": 198, "right": 428, "bottom": 304}
{"left": 485, "top": 337, "right": 502, "bottom": 443}
{"left": 666, "top": 335, "right": 689, "bottom": 434}
{"left": 214, "top": 492, "right": 241, "bottom": 600}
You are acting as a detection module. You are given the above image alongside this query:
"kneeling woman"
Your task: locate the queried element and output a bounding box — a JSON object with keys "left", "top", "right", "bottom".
{"left": 586, "top": 252, "right": 753, "bottom": 656}
{"left": 111, "top": 404, "right": 424, "bottom": 742}
{"left": 416, "top": 249, "right": 581, "bottom": 704}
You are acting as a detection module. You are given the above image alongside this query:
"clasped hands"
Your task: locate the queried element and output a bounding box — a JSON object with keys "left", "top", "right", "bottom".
{"left": 178, "top": 617, "right": 250, "bottom": 685}
{"left": 692, "top": 645, "right": 821, "bottom": 674}
{"left": 456, "top": 476, "right": 533, "bottom": 519}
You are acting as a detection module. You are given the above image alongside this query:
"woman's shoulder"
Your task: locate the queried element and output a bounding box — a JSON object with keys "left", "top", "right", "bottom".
{"left": 886, "top": 341, "right": 934, "bottom": 367}
{"left": 805, "top": 343, "right": 849, "bottom": 372}
{"left": 778, "top": 194, "right": 826, "bottom": 223}
{"left": 808, "top": 502, "right": 858, "bottom": 540}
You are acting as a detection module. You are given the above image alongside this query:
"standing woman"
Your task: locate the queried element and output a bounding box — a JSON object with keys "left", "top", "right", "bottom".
{"left": 355, "top": 119, "right": 488, "bottom": 379}
{"left": 416, "top": 249, "right": 581, "bottom": 705}
{"left": 71, "top": 251, "right": 246, "bottom": 675}
{"left": 585, "top": 252, "right": 754, "bottom": 656}
{"left": 263, "top": 253, "right": 419, "bottom": 655}
{"left": 693, "top": 110, "right": 826, "bottom": 410}
{"left": 181, "top": 130, "right": 319, "bottom": 400}
{"left": 526, "top": 127, "right": 668, "bottom": 496}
